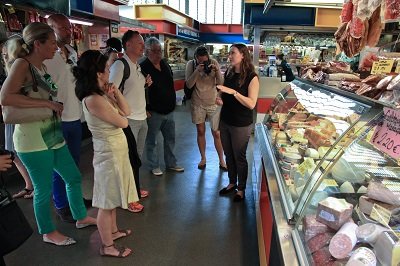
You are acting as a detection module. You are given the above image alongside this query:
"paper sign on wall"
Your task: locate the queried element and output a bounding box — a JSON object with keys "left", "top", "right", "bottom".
{"left": 370, "top": 107, "right": 400, "bottom": 159}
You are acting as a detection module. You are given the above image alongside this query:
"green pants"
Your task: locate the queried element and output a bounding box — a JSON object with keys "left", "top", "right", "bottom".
{"left": 18, "top": 145, "right": 87, "bottom": 234}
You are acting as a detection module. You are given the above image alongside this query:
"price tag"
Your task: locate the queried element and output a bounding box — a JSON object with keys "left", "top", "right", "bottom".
{"left": 370, "top": 107, "right": 400, "bottom": 159}
{"left": 396, "top": 62, "right": 400, "bottom": 74}
{"left": 371, "top": 59, "right": 395, "bottom": 74}
{"left": 296, "top": 158, "right": 314, "bottom": 176}
{"left": 322, "top": 179, "right": 338, "bottom": 187}
{"left": 370, "top": 203, "right": 391, "bottom": 226}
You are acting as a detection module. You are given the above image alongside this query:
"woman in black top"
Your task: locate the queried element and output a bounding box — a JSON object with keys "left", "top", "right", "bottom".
{"left": 216, "top": 43, "right": 259, "bottom": 202}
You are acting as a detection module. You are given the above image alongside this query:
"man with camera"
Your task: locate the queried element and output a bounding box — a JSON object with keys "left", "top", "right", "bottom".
{"left": 185, "top": 46, "right": 226, "bottom": 170}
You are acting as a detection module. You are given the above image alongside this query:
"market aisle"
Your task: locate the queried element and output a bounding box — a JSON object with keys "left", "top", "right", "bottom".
{"left": 3, "top": 104, "right": 260, "bottom": 266}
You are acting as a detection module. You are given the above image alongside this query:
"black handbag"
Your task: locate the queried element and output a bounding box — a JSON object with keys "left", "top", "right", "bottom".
{"left": 0, "top": 173, "right": 33, "bottom": 256}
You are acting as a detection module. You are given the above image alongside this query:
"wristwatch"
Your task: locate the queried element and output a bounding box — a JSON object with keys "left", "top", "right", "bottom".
{"left": 233, "top": 91, "right": 238, "bottom": 97}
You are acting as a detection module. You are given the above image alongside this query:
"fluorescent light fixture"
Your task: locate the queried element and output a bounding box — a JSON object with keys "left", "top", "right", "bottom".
{"left": 69, "top": 19, "right": 93, "bottom": 26}
{"left": 290, "top": 0, "right": 343, "bottom": 3}
{"left": 43, "top": 15, "right": 93, "bottom": 26}
{"left": 5, "top": 3, "right": 12, "bottom": 6}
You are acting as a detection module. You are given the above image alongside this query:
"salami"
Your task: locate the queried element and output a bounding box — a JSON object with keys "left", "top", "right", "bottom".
{"left": 308, "top": 232, "right": 335, "bottom": 253}
{"left": 349, "top": 0, "right": 366, "bottom": 39}
{"left": 328, "top": 222, "right": 358, "bottom": 259}
{"left": 312, "top": 247, "right": 335, "bottom": 265}
{"left": 384, "top": 0, "right": 400, "bottom": 22}
{"left": 341, "top": 0, "right": 354, "bottom": 23}
{"left": 304, "top": 215, "right": 332, "bottom": 241}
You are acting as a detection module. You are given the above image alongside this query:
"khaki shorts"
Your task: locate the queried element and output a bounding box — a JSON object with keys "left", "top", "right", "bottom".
{"left": 191, "top": 104, "right": 221, "bottom": 131}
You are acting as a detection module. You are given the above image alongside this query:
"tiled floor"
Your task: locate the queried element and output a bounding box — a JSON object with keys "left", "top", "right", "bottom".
{"left": 3, "top": 104, "right": 260, "bottom": 266}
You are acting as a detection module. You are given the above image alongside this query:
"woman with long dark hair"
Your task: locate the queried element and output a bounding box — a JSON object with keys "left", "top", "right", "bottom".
{"left": 0, "top": 22, "right": 96, "bottom": 245}
{"left": 217, "top": 43, "right": 259, "bottom": 202}
{"left": 74, "top": 50, "right": 138, "bottom": 258}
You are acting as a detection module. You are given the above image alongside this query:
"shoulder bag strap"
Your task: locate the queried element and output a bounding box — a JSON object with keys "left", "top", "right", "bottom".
{"left": 20, "top": 58, "right": 38, "bottom": 92}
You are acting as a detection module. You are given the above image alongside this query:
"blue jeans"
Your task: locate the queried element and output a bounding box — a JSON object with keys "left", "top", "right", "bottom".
{"left": 52, "top": 120, "right": 82, "bottom": 209}
{"left": 145, "top": 112, "right": 177, "bottom": 169}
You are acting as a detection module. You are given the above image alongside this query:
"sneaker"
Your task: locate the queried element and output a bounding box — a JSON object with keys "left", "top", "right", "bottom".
{"left": 151, "top": 168, "right": 163, "bottom": 176}
{"left": 167, "top": 165, "right": 184, "bottom": 172}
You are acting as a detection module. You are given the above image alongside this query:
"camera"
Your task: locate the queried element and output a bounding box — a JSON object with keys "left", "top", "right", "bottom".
{"left": 0, "top": 148, "right": 15, "bottom": 161}
{"left": 203, "top": 61, "right": 212, "bottom": 74}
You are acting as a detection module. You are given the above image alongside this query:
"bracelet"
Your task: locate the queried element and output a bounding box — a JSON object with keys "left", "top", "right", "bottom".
{"left": 233, "top": 91, "right": 238, "bottom": 97}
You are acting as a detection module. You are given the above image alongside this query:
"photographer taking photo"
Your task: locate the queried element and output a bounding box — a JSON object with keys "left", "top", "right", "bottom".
{"left": 185, "top": 46, "right": 227, "bottom": 171}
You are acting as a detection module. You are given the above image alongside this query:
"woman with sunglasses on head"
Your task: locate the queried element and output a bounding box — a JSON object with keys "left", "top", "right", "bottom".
{"left": 1, "top": 40, "right": 34, "bottom": 199}
{"left": 0, "top": 22, "right": 96, "bottom": 245}
{"left": 74, "top": 50, "right": 138, "bottom": 258}
{"left": 217, "top": 43, "right": 259, "bottom": 202}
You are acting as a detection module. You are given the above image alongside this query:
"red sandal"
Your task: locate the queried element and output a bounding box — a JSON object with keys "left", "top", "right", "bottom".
{"left": 127, "top": 202, "right": 144, "bottom": 213}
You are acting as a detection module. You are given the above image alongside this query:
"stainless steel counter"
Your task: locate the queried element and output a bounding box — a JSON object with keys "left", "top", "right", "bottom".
{"left": 254, "top": 123, "right": 300, "bottom": 266}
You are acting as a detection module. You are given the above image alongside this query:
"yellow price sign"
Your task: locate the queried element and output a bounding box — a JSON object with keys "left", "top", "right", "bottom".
{"left": 371, "top": 59, "right": 395, "bottom": 74}
{"left": 322, "top": 179, "right": 338, "bottom": 187}
{"left": 370, "top": 204, "right": 391, "bottom": 226}
{"left": 396, "top": 62, "right": 400, "bottom": 73}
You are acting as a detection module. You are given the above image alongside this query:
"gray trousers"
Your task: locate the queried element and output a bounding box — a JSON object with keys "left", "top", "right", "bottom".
{"left": 128, "top": 119, "right": 148, "bottom": 159}
{"left": 219, "top": 120, "right": 252, "bottom": 191}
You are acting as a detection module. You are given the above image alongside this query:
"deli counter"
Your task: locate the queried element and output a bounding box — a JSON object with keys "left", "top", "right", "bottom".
{"left": 254, "top": 78, "right": 400, "bottom": 265}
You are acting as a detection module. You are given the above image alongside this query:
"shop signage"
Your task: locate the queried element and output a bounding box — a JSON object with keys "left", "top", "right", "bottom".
{"left": 111, "top": 23, "right": 118, "bottom": 34}
{"left": 371, "top": 59, "right": 394, "bottom": 74}
{"left": 176, "top": 25, "right": 199, "bottom": 40}
{"left": 370, "top": 107, "right": 400, "bottom": 159}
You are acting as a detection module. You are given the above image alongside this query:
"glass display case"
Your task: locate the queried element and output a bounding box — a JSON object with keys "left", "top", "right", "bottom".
{"left": 257, "top": 78, "right": 400, "bottom": 265}
{"left": 292, "top": 108, "right": 400, "bottom": 265}
{"left": 261, "top": 78, "right": 383, "bottom": 222}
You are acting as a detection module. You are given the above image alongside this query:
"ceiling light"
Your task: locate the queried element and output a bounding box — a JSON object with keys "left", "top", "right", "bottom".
{"left": 69, "top": 19, "right": 93, "bottom": 26}
{"left": 43, "top": 15, "right": 93, "bottom": 26}
{"left": 291, "top": 0, "right": 343, "bottom": 3}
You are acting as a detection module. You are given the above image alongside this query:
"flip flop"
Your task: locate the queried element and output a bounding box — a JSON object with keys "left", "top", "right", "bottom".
{"left": 112, "top": 229, "right": 132, "bottom": 241}
{"left": 100, "top": 243, "right": 132, "bottom": 258}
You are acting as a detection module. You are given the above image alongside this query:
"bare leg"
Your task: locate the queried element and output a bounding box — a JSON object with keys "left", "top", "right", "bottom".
{"left": 196, "top": 123, "right": 206, "bottom": 165}
{"left": 97, "top": 208, "right": 131, "bottom": 257}
{"left": 14, "top": 156, "right": 33, "bottom": 190}
{"left": 211, "top": 129, "right": 226, "bottom": 167}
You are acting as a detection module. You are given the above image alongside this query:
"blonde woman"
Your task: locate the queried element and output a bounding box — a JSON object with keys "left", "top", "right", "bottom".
{"left": 0, "top": 22, "right": 96, "bottom": 246}
{"left": 1, "top": 40, "right": 34, "bottom": 199}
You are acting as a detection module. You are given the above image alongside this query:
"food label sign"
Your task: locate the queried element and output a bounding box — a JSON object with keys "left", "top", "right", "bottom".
{"left": 371, "top": 59, "right": 394, "bottom": 74}
{"left": 370, "top": 107, "right": 400, "bottom": 159}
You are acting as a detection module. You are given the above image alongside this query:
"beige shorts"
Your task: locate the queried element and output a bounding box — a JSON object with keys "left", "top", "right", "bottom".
{"left": 191, "top": 104, "right": 221, "bottom": 131}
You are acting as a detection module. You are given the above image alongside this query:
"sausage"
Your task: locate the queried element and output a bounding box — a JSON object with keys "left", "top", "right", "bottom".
{"left": 328, "top": 222, "right": 358, "bottom": 259}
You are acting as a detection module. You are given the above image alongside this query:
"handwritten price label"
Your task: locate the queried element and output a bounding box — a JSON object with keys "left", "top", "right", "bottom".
{"left": 371, "top": 59, "right": 394, "bottom": 74}
{"left": 396, "top": 62, "right": 400, "bottom": 74}
{"left": 370, "top": 204, "right": 391, "bottom": 226}
{"left": 370, "top": 107, "right": 400, "bottom": 159}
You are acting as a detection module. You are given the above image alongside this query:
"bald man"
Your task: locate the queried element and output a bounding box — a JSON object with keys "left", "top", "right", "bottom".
{"left": 44, "top": 14, "right": 91, "bottom": 223}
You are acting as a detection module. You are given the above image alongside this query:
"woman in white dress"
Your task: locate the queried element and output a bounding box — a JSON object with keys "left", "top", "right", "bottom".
{"left": 73, "top": 50, "right": 138, "bottom": 258}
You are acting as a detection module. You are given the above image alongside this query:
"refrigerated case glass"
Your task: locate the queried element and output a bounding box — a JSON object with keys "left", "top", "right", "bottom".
{"left": 262, "top": 78, "right": 382, "bottom": 221}
{"left": 292, "top": 110, "right": 400, "bottom": 265}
